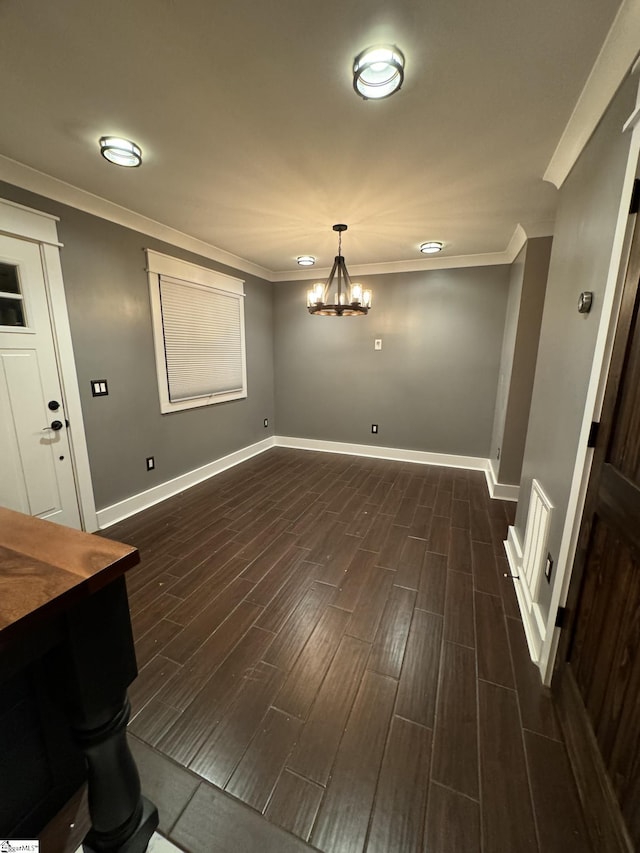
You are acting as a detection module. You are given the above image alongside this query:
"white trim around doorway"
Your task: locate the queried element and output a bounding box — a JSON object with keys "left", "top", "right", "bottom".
{"left": 0, "top": 197, "right": 98, "bottom": 531}
{"left": 537, "top": 77, "right": 640, "bottom": 685}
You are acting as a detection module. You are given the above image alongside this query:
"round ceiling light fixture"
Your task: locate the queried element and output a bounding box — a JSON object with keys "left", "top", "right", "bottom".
{"left": 353, "top": 45, "right": 405, "bottom": 100}
{"left": 297, "top": 255, "right": 316, "bottom": 267}
{"left": 99, "top": 136, "right": 142, "bottom": 167}
{"left": 420, "top": 241, "right": 444, "bottom": 254}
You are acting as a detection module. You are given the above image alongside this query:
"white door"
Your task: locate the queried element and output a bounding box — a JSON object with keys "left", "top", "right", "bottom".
{"left": 0, "top": 233, "right": 81, "bottom": 528}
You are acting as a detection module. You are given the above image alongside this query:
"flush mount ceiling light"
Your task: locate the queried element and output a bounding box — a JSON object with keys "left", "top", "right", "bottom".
{"left": 297, "top": 255, "right": 316, "bottom": 267}
{"left": 307, "top": 225, "right": 372, "bottom": 317}
{"left": 420, "top": 241, "right": 444, "bottom": 254}
{"left": 353, "top": 45, "right": 405, "bottom": 100}
{"left": 99, "top": 136, "right": 142, "bottom": 167}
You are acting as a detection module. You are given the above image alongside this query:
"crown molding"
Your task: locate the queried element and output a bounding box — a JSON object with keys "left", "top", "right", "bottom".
{"left": 274, "top": 250, "right": 510, "bottom": 281}
{"left": 623, "top": 102, "right": 640, "bottom": 133}
{"left": 0, "top": 154, "right": 272, "bottom": 281}
{"left": 519, "top": 219, "right": 556, "bottom": 240}
{"left": 544, "top": 0, "right": 640, "bottom": 189}
{"left": 503, "top": 220, "right": 556, "bottom": 263}
{"left": 1, "top": 153, "right": 554, "bottom": 283}
{"left": 274, "top": 221, "right": 555, "bottom": 281}
{"left": 504, "top": 224, "right": 528, "bottom": 263}
{"left": 0, "top": 6, "right": 633, "bottom": 279}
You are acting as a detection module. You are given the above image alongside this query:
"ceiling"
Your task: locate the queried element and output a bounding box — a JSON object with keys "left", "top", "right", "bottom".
{"left": 0, "top": 0, "right": 626, "bottom": 278}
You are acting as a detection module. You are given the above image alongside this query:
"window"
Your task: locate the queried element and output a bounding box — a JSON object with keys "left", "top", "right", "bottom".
{"left": 146, "top": 249, "right": 246, "bottom": 413}
{"left": 0, "top": 261, "right": 27, "bottom": 327}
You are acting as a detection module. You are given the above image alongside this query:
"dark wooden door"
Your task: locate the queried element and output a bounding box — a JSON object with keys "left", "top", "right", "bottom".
{"left": 554, "top": 189, "right": 640, "bottom": 853}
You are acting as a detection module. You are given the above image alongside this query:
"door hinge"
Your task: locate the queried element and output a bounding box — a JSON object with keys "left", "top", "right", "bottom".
{"left": 587, "top": 421, "right": 600, "bottom": 448}
{"left": 555, "top": 606, "right": 568, "bottom": 629}
{"left": 630, "top": 178, "right": 640, "bottom": 215}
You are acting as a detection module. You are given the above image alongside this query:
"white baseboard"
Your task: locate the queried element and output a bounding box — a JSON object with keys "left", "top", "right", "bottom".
{"left": 97, "top": 434, "right": 506, "bottom": 530}
{"left": 505, "top": 522, "right": 523, "bottom": 566}
{"left": 504, "top": 524, "right": 545, "bottom": 662}
{"left": 485, "top": 459, "right": 520, "bottom": 501}
{"left": 275, "top": 435, "right": 489, "bottom": 471}
{"left": 96, "top": 437, "right": 276, "bottom": 528}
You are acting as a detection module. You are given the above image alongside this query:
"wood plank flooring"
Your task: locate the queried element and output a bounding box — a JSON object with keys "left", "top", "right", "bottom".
{"left": 101, "top": 448, "right": 591, "bottom": 853}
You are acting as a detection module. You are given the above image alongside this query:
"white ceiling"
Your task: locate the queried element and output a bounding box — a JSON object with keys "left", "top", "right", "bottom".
{"left": 0, "top": 0, "right": 627, "bottom": 277}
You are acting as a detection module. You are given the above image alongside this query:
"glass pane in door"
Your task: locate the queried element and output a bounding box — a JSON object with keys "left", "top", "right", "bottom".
{"left": 0, "top": 263, "right": 26, "bottom": 327}
{"left": 0, "top": 262, "right": 21, "bottom": 294}
{"left": 0, "top": 298, "right": 25, "bottom": 326}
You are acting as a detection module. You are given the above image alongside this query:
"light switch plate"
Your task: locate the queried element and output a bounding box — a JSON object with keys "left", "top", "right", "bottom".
{"left": 374, "top": 339, "right": 382, "bottom": 350}
{"left": 91, "top": 379, "right": 109, "bottom": 397}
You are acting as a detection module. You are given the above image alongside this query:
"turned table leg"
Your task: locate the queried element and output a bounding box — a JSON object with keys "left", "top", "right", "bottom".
{"left": 64, "top": 578, "right": 159, "bottom": 853}
{"left": 73, "top": 695, "right": 157, "bottom": 853}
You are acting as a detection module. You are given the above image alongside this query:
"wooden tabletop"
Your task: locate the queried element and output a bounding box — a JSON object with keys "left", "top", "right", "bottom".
{"left": 0, "top": 507, "right": 139, "bottom": 647}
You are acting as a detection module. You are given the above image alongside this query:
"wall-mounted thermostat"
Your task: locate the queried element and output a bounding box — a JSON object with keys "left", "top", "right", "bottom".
{"left": 578, "top": 292, "right": 593, "bottom": 314}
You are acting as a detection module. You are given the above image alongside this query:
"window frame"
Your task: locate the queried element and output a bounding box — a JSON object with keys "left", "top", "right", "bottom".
{"left": 146, "top": 249, "right": 247, "bottom": 414}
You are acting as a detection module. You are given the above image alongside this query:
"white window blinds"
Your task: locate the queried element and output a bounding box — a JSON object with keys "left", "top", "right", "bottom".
{"left": 146, "top": 249, "right": 246, "bottom": 414}
{"left": 159, "top": 275, "right": 244, "bottom": 402}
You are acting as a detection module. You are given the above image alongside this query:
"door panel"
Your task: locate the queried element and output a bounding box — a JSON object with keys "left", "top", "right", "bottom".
{"left": 618, "top": 682, "right": 640, "bottom": 841}
{"left": 0, "top": 234, "right": 80, "bottom": 528}
{"left": 0, "top": 355, "right": 30, "bottom": 512}
{"left": 1, "top": 349, "right": 63, "bottom": 516}
{"left": 573, "top": 519, "right": 638, "bottom": 758}
{"left": 609, "top": 300, "right": 640, "bottom": 479}
{"left": 556, "top": 199, "right": 640, "bottom": 851}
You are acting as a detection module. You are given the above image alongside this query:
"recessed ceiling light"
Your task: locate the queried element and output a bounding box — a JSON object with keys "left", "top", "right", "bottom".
{"left": 99, "top": 136, "right": 142, "bottom": 167}
{"left": 297, "top": 255, "right": 316, "bottom": 267}
{"left": 353, "top": 45, "right": 405, "bottom": 100}
{"left": 420, "top": 241, "right": 444, "bottom": 254}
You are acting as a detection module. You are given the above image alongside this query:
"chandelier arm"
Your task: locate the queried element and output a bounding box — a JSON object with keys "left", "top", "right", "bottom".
{"left": 323, "top": 255, "right": 340, "bottom": 303}
{"left": 341, "top": 258, "right": 355, "bottom": 297}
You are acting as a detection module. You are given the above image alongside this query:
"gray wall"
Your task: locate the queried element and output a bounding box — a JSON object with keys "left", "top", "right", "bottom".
{"left": 514, "top": 73, "right": 637, "bottom": 620}
{"left": 490, "top": 247, "right": 526, "bottom": 472}
{"left": 490, "top": 237, "right": 551, "bottom": 485}
{"left": 274, "top": 266, "right": 510, "bottom": 458}
{"left": 0, "top": 181, "right": 275, "bottom": 511}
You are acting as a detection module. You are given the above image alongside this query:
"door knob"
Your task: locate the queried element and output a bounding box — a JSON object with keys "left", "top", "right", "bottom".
{"left": 47, "top": 420, "right": 63, "bottom": 431}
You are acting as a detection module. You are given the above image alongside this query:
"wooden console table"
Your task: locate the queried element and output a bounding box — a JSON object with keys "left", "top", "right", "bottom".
{"left": 0, "top": 507, "right": 158, "bottom": 852}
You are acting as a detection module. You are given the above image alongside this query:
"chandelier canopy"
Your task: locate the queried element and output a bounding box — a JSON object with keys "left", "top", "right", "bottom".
{"left": 307, "top": 225, "right": 372, "bottom": 317}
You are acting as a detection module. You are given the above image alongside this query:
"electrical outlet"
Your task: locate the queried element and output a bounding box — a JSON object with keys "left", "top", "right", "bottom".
{"left": 371, "top": 424, "right": 378, "bottom": 434}
{"left": 263, "top": 418, "right": 269, "bottom": 428}
{"left": 545, "top": 552, "right": 553, "bottom": 583}
{"left": 146, "top": 456, "right": 155, "bottom": 471}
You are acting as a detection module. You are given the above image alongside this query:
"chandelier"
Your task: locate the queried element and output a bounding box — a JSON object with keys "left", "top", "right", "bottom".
{"left": 307, "top": 225, "right": 372, "bottom": 316}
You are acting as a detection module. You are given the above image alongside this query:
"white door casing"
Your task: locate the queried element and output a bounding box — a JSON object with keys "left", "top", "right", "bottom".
{"left": 0, "top": 233, "right": 81, "bottom": 526}
{"left": 0, "top": 198, "right": 96, "bottom": 531}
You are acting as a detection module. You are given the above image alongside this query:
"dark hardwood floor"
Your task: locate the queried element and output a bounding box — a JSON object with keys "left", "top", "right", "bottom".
{"left": 101, "top": 448, "right": 591, "bottom": 853}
